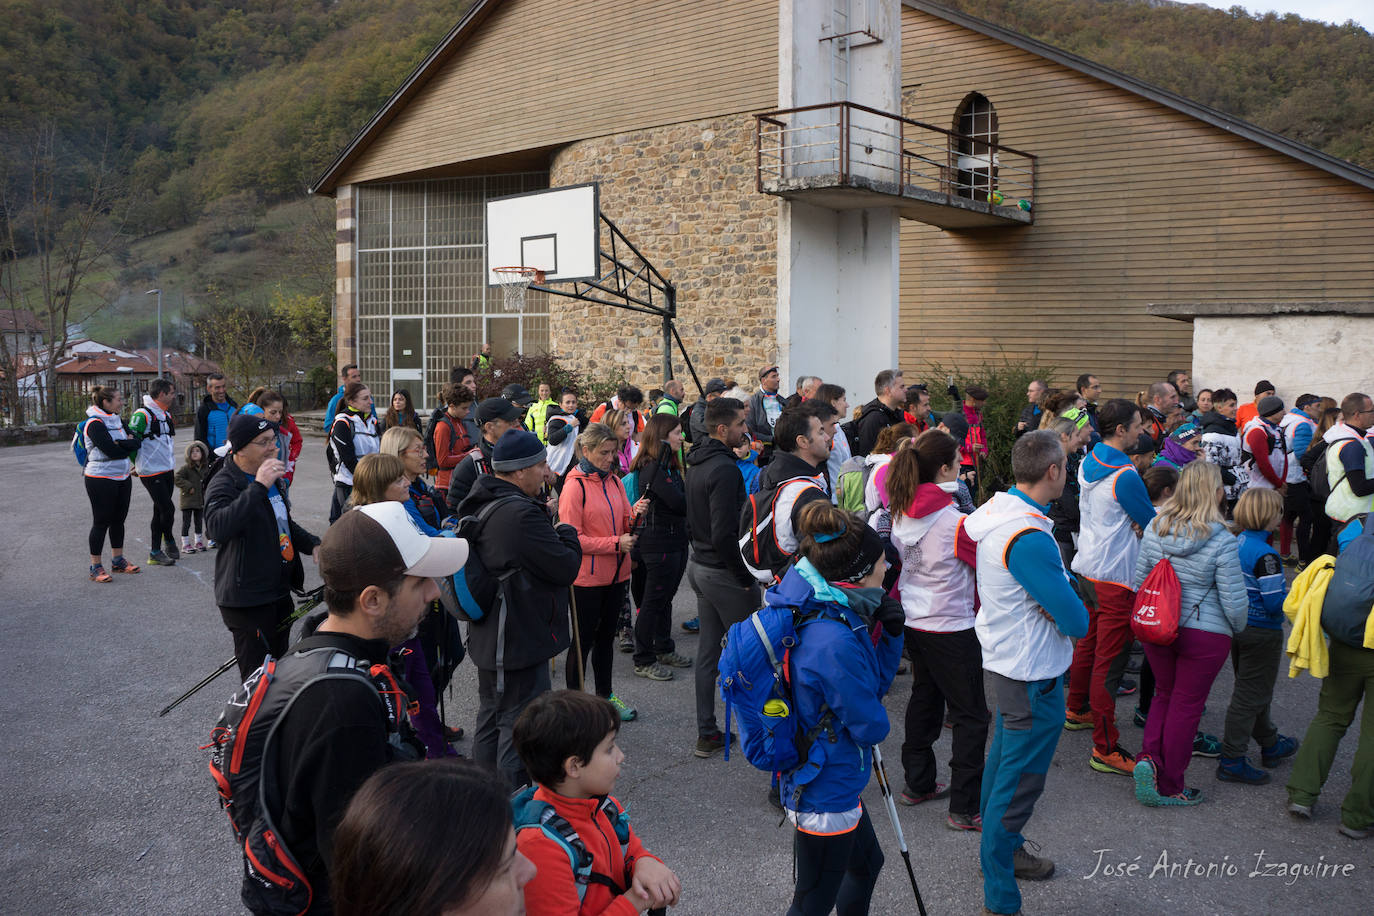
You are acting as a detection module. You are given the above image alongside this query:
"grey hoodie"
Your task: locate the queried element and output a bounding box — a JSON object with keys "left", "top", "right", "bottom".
{"left": 1132, "top": 519, "right": 1248, "bottom": 637}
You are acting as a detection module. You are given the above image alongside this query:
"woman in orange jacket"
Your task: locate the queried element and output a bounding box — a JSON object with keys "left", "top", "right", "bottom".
{"left": 559, "top": 422, "right": 648, "bottom": 721}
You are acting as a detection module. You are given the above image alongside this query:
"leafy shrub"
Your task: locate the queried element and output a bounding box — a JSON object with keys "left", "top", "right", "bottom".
{"left": 474, "top": 352, "right": 624, "bottom": 406}
{"left": 914, "top": 356, "right": 1056, "bottom": 503}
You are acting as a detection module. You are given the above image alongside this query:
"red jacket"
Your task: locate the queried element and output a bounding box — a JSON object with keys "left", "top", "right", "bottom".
{"left": 518, "top": 786, "right": 657, "bottom": 916}
{"left": 432, "top": 412, "right": 472, "bottom": 490}
{"left": 558, "top": 467, "right": 634, "bottom": 586}
{"left": 281, "top": 414, "right": 303, "bottom": 482}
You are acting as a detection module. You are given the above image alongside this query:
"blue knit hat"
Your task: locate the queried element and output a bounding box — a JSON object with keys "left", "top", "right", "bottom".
{"left": 491, "top": 428, "right": 547, "bottom": 472}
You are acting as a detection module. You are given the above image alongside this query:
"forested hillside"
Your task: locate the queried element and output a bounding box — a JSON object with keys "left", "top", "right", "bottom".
{"left": 1, "top": 0, "right": 1370, "bottom": 369}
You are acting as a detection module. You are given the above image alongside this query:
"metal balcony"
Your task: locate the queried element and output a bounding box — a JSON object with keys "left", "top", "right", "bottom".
{"left": 755, "top": 102, "right": 1036, "bottom": 228}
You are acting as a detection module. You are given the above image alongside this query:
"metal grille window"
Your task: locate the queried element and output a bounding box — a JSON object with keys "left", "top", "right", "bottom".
{"left": 953, "top": 93, "right": 998, "bottom": 202}
{"left": 355, "top": 173, "right": 550, "bottom": 406}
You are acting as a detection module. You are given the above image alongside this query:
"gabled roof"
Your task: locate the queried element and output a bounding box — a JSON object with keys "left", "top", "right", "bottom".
{"left": 0, "top": 309, "right": 43, "bottom": 333}
{"left": 903, "top": 0, "right": 1374, "bottom": 193}
{"left": 311, "top": 0, "right": 504, "bottom": 196}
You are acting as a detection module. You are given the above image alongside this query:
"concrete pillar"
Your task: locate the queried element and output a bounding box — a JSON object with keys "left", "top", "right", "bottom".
{"left": 335, "top": 185, "right": 357, "bottom": 367}
{"left": 776, "top": 0, "right": 903, "bottom": 397}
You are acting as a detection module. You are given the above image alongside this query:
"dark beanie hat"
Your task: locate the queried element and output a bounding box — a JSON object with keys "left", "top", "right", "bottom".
{"left": 940, "top": 410, "right": 969, "bottom": 442}
{"left": 1257, "top": 395, "right": 1285, "bottom": 418}
{"left": 227, "top": 414, "right": 279, "bottom": 453}
{"left": 491, "top": 428, "right": 546, "bottom": 472}
{"left": 1254, "top": 379, "right": 1275, "bottom": 396}
{"left": 839, "top": 526, "right": 888, "bottom": 584}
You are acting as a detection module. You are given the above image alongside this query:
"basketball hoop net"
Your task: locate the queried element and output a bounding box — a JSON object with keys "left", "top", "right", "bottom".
{"left": 491, "top": 266, "right": 545, "bottom": 312}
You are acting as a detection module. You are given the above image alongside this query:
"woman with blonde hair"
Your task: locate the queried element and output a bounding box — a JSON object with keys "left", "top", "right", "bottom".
{"left": 1131, "top": 460, "right": 1249, "bottom": 806}
{"left": 603, "top": 407, "right": 638, "bottom": 475}
{"left": 380, "top": 425, "right": 446, "bottom": 534}
{"left": 347, "top": 451, "right": 456, "bottom": 758}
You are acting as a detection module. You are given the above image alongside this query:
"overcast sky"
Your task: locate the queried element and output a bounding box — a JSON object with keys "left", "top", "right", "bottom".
{"left": 1191, "top": 1, "right": 1370, "bottom": 30}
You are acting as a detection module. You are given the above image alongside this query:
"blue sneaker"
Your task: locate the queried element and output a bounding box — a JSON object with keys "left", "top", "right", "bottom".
{"left": 680, "top": 617, "right": 700, "bottom": 633}
{"left": 1216, "top": 756, "right": 1271, "bottom": 784}
{"left": 1133, "top": 755, "right": 1163, "bottom": 806}
{"left": 1261, "top": 735, "right": 1299, "bottom": 767}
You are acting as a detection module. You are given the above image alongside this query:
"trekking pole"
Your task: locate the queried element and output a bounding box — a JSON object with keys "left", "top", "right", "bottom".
{"left": 871, "top": 744, "right": 928, "bottom": 916}
{"left": 568, "top": 586, "right": 585, "bottom": 691}
{"left": 156, "top": 586, "right": 325, "bottom": 717}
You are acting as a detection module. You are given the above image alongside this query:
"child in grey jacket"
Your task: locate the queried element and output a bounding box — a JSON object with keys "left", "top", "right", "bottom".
{"left": 174, "top": 440, "right": 210, "bottom": 553}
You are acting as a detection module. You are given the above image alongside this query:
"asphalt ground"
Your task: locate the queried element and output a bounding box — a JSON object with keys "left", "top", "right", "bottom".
{"left": 0, "top": 436, "right": 1368, "bottom": 915}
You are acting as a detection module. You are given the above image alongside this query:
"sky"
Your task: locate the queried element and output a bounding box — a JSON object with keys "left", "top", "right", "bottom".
{"left": 1191, "top": 1, "right": 1370, "bottom": 30}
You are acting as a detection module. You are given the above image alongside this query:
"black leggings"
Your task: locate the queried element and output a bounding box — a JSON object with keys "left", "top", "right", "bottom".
{"left": 85, "top": 475, "right": 132, "bottom": 556}
{"left": 788, "top": 808, "right": 884, "bottom": 916}
{"left": 181, "top": 508, "right": 203, "bottom": 537}
{"left": 139, "top": 471, "right": 176, "bottom": 549}
{"left": 632, "top": 549, "right": 687, "bottom": 666}
{"left": 567, "top": 581, "right": 627, "bottom": 697}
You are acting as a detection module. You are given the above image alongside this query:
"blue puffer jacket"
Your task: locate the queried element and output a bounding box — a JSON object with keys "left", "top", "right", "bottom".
{"left": 1132, "top": 520, "right": 1249, "bottom": 637}
{"left": 766, "top": 561, "right": 903, "bottom": 814}
{"left": 1236, "top": 529, "right": 1287, "bottom": 629}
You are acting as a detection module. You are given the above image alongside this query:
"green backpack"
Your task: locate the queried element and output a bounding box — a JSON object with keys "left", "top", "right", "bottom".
{"left": 836, "top": 461, "right": 875, "bottom": 520}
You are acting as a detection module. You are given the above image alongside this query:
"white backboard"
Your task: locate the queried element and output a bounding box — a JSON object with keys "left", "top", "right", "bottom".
{"left": 486, "top": 183, "right": 599, "bottom": 284}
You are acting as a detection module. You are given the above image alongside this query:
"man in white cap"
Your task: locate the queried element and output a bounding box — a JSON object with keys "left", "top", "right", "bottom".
{"left": 218, "top": 500, "right": 469, "bottom": 914}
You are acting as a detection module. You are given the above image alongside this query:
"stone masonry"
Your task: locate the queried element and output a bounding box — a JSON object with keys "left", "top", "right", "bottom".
{"left": 549, "top": 112, "right": 779, "bottom": 395}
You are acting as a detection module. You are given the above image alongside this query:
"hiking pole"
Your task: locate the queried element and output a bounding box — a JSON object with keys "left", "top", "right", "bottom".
{"left": 871, "top": 744, "right": 928, "bottom": 916}
{"left": 568, "top": 586, "right": 585, "bottom": 691}
{"left": 156, "top": 586, "right": 326, "bottom": 717}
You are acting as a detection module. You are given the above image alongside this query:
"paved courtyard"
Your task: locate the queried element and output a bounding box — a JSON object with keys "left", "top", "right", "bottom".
{"left": 0, "top": 436, "right": 1367, "bottom": 914}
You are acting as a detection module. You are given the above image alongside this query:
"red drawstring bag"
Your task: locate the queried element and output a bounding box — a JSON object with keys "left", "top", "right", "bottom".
{"left": 1131, "top": 558, "right": 1182, "bottom": 645}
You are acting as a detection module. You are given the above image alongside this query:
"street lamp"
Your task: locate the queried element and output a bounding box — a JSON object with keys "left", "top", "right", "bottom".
{"left": 145, "top": 289, "right": 162, "bottom": 378}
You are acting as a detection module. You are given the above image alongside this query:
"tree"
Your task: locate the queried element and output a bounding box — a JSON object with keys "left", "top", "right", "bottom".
{"left": 0, "top": 123, "right": 124, "bottom": 424}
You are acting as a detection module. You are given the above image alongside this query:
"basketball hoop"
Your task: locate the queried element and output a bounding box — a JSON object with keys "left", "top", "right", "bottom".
{"left": 491, "top": 266, "right": 545, "bottom": 312}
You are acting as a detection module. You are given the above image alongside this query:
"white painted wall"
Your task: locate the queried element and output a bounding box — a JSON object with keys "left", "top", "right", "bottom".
{"left": 1191, "top": 314, "right": 1374, "bottom": 406}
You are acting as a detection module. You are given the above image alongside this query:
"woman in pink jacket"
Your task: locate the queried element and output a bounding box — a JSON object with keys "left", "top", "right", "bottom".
{"left": 558, "top": 422, "right": 648, "bottom": 721}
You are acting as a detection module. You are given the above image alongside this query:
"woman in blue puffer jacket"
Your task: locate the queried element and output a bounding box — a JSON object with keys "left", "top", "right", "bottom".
{"left": 1130, "top": 460, "right": 1249, "bottom": 807}
{"left": 766, "top": 500, "right": 905, "bottom": 916}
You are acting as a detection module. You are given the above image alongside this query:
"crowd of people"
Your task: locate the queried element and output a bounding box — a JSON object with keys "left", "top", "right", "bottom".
{"left": 74, "top": 357, "right": 1373, "bottom": 915}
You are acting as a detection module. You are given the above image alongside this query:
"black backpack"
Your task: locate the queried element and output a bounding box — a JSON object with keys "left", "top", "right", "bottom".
{"left": 737, "top": 475, "right": 823, "bottom": 584}
{"left": 1301, "top": 438, "right": 1346, "bottom": 503}
{"left": 425, "top": 408, "right": 462, "bottom": 474}
{"left": 208, "top": 636, "right": 419, "bottom": 914}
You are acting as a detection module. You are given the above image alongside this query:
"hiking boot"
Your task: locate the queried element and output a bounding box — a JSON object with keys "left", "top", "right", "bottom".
{"left": 89, "top": 564, "right": 112, "bottom": 583}
{"left": 618, "top": 628, "right": 635, "bottom": 654}
{"left": 148, "top": 550, "right": 174, "bottom": 566}
{"left": 110, "top": 557, "right": 140, "bottom": 574}
{"left": 1012, "top": 841, "right": 1055, "bottom": 880}
{"left": 947, "top": 812, "right": 982, "bottom": 832}
{"left": 1064, "top": 708, "right": 1093, "bottom": 731}
{"left": 1090, "top": 745, "right": 1136, "bottom": 775}
{"left": 1261, "top": 734, "right": 1299, "bottom": 767}
{"left": 1216, "top": 756, "right": 1271, "bottom": 785}
{"left": 1133, "top": 706, "right": 1148, "bottom": 728}
{"left": 898, "top": 783, "right": 949, "bottom": 806}
{"left": 694, "top": 731, "right": 732, "bottom": 758}
{"left": 634, "top": 662, "right": 674, "bottom": 681}
{"left": 1287, "top": 800, "right": 1313, "bottom": 820}
{"left": 163, "top": 539, "right": 180, "bottom": 561}
{"left": 1133, "top": 755, "right": 1162, "bottom": 806}
{"left": 1192, "top": 731, "right": 1221, "bottom": 758}
{"left": 1157, "top": 787, "right": 1204, "bottom": 806}
{"left": 657, "top": 651, "right": 693, "bottom": 668}
{"left": 681, "top": 616, "right": 700, "bottom": 633}
{"left": 607, "top": 694, "right": 636, "bottom": 721}
{"left": 1337, "top": 823, "right": 1371, "bottom": 839}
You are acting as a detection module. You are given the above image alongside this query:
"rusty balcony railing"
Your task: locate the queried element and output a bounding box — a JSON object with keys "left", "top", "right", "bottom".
{"left": 755, "top": 101, "right": 1036, "bottom": 223}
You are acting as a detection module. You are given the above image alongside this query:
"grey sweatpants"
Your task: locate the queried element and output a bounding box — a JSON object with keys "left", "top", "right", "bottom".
{"left": 687, "top": 559, "right": 760, "bottom": 737}
{"left": 474, "top": 662, "right": 551, "bottom": 789}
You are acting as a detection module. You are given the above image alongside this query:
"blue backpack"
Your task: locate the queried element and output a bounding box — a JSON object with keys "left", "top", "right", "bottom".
{"left": 511, "top": 786, "right": 630, "bottom": 903}
{"left": 72, "top": 417, "right": 99, "bottom": 467}
{"left": 718, "top": 605, "right": 834, "bottom": 784}
{"left": 437, "top": 495, "right": 523, "bottom": 621}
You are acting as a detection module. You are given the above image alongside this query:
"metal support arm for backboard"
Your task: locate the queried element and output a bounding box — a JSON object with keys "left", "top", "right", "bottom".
{"left": 530, "top": 213, "right": 704, "bottom": 396}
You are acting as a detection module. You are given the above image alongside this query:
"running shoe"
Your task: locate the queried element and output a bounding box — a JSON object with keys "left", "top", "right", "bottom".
{"left": 110, "top": 557, "right": 140, "bottom": 574}
{"left": 634, "top": 662, "right": 674, "bottom": 681}
{"left": 681, "top": 617, "right": 700, "bottom": 633}
{"left": 1192, "top": 731, "right": 1222, "bottom": 758}
{"left": 947, "top": 812, "right": 982, "bottom": 831}
{"left": 147, "top": 550, "right": 174, "bottom": 566}
{"left": 898, "top": 783, "right": 949, "bottom": 806}
{"left": 607, "top": 694, "right": 637, "bottom": 721}
{"left": 89, "top": 565, "right": 112, "bottom": 583}
{"left": 1090, "top": 745, "right": 1136, "bottom": 775}
{"left": 1261, "top": 734, "right": 1299, "bottom": 767}
{"left": 163, "top": 539, "right": 180, "bottom": 561}
{"left": 1157, "top": 787, "right": 1203, "bottom": 806}
{"left": 1064, "top": 708, "right": 1094, "bottom": 731}
{"left": 657, "top": 651, "right": 693, "bottom": 668}
{"left": 1133, "top": 755, "right": 1163, "bottom": 806}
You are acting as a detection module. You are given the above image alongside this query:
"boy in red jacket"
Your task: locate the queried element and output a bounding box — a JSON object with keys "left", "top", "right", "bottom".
{"left": 512, "top": 690, "right": 681, "bottom": 915}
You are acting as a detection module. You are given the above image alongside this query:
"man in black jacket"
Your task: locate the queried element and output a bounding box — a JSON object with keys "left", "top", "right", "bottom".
{"left": 205, "top": 414, "right": 320, "bottom": 679}
{"left": 685, "top": 397, "right": 759, "bottom": 757}
{"left": 445, "top": 397, "right": 524, "bottom": 515}
{"left": 754, "top": 406, "right": 833, "bottom": 571}
{"left": 256, "top": 501, "right": 468, "bottom": 913}
{"left": 458, "top": 428, "right": 582, "bottom": 788}
{"left": 854, "top": 368, "right": 906, "bottom": 456}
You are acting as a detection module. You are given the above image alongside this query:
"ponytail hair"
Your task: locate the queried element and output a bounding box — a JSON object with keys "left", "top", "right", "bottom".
{"left": 90, "top": 386, "right": 118, "bottom": 410}
{"left": 885, "top": 430, "right": 962, "bottom": 519}
{"left": 795, "top": 501, "right": 867, "bottom": 580}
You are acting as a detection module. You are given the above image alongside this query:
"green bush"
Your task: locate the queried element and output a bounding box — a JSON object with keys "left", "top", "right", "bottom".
{"left": 915, "top": 356, "right": 1056, "bottom": 503}
{"left": 474, "top": 353, "right": 624, "bottom": 407}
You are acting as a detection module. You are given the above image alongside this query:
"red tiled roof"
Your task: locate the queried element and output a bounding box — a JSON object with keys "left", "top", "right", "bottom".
{"left": 0, "top": 309, "right": 44, "bottom": 333}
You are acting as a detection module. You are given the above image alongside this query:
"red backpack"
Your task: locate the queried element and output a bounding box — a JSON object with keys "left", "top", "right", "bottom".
{"left": 1131, "top": 558, "right": 1183, "bottom": 645}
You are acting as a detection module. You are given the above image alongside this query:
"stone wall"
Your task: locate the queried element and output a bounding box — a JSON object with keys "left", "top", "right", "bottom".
{"left": 549, "top": 112, "right": 778, "bottom": 394}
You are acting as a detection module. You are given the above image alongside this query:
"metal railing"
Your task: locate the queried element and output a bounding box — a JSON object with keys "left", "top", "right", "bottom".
{"left": 756, "top": 101, "right": 1035, "bottom": 207}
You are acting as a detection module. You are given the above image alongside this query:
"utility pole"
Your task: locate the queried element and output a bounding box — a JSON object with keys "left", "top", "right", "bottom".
{"left": 145, "top": 289, "right": 163, "bottom": 377}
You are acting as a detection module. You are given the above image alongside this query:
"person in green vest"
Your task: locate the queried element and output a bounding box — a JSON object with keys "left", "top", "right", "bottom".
{"left": 470, "top": 342, "right": 492, "bottom": 375}
{"left": 525, "top": 382, "right": 558, "bottom": 443}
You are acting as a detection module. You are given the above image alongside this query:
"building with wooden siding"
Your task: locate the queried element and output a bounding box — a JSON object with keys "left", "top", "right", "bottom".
{"left": 313, "top": 0, "right": 1374, "bottom": 406}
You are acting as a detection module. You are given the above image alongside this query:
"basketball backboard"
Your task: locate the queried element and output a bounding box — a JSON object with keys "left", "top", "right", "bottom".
{"left": 486, "top": 183, "right": 599, "bottom": 284}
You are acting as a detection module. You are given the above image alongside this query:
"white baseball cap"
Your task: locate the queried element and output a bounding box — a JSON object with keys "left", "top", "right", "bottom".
{"left": 319, "top": 501, "right": 468, "bottom": 589}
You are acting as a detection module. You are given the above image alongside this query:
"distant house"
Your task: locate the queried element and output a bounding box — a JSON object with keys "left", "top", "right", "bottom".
{"left": 0, "top": 309, "right": 45, "bottom": 357}
{"left": 311, "top": 0, "right": 1374, "bottom": 404}
{"left": 14, "top": 341, "right": 220, "bottom": 420}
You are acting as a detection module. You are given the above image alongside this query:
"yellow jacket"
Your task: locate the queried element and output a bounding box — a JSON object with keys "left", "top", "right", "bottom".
{"left": 1283, "top": 556, "right": 1335, "bottom": 679}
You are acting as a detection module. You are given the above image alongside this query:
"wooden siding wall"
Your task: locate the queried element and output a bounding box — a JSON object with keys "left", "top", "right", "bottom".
{"left": 898, "top": 9, "right": 1374, "bottom": 397}
{"left": 340, "top": 0, "right": 779, "bottom": 186}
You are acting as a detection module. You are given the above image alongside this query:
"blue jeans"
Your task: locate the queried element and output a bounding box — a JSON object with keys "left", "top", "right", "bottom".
{"left": 980, "top": 671, "right": 1065, "bottom": 915}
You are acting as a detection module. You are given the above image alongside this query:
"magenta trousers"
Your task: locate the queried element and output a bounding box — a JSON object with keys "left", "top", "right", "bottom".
{"left": 1142, "top": 627, "right": 1232, "bottom": 796}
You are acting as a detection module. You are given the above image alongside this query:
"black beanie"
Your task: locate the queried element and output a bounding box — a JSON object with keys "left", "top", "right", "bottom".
{"left": 838, "top": 526, "right": 887, "bottom": 584}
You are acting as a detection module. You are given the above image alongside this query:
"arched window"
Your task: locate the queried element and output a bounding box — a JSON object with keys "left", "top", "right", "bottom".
{"left": 952, "top": 93, "right": 998, "bottom": 202}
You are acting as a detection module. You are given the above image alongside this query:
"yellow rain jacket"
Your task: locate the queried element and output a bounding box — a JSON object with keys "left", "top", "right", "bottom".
{"left": 1283, "top": 556, "right": 1335, "bottom": 679}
